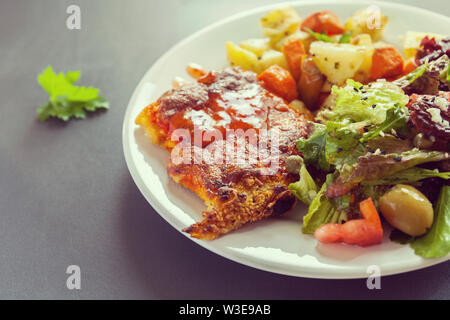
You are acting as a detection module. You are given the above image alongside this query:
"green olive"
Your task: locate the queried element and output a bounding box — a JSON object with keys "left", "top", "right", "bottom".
{"left": 379, "top": 184, "right": 433, "bottom": 236}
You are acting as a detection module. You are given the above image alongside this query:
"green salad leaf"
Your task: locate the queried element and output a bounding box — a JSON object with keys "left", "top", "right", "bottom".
{"left": 366, "top": 135, "right": 412, "bottom": 154}
{"left": 361, "top": 104, "right": 410, "bottom": 142}
{"left": 361, "top": 184, "right": 390, "bottom": 207}
{"left": 288, "top": 163, "right": 318, "bottom": 205}
{"left": 37, "top": 66, "right": 109, "bottom": 122}
{"left": 410, "top": 186, "right": 450, "bottom": 258}
{"left": 297, "top": 124, "right": 330, "bottom": 171}
{"left": 293, "top": 59, "right": 449, "bottom": 250}
{"left": 296, "top": 122, "right": 365, "bottom": 171}
{"left": 302, "top": 176, "right": 346, "bottom": 234}
{"left": 362, "top": 167, "right": 450, "bottom": 186}
{"left": 330, "top": 194, "right": 351, "bottom": 211}
{"left": 339, "top": 149, "right": 450, "bottom": 184}
{"left": 324, "top": 121, "right": 366, "bottom": 167}
{"left": 320, "top": 79, "right": 409, "bottom": 124}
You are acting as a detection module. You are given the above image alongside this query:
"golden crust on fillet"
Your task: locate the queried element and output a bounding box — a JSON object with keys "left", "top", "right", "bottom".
{"left": 168, "top": 141, "right": 300, "bottom": 240}
{"left": 136, "top": 67, "right": 311, "bottom": 239}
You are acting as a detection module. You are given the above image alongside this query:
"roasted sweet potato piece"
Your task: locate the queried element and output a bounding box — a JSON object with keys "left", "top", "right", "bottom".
{"left": 301, "top": 10, "right": 345, "bottom": 35}
{"left": 281, "top": 39, "right": 305, "bottom": 81}
{"left": 258, "top": 65, "right": 298, "bottom": 102}
{"left": 370, "top": 46, "right": 404, "bottom": 80}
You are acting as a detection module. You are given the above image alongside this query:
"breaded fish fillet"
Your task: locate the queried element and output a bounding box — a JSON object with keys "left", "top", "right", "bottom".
{"left": 136, "top": 67, "right": 310, "bottom": 239}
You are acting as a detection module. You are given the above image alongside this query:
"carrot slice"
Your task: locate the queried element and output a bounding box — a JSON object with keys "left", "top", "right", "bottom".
{"left": 359, "top": 198, "right": 382, "bottom": 229}
{"left": 257, "top": 65, "right": 298, "bottom": 102}
{"left": 370, "top": 47, "right": 404, "bottom": 80}
{"left": 314, "top": 198, "right": 383, "bottom": 247}
{"left": 301, "top": 11, "right": 345, "bottom": 35}
{"left": 281, "top": 39, "right": 305, "bottom": 82}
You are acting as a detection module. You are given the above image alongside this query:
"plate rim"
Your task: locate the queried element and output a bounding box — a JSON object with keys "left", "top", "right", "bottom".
{"left": 122, "top": 0, "right": 450, "bottom": 279}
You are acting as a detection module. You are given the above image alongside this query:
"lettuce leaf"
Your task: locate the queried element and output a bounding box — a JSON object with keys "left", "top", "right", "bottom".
{"left": 302, "top": 182, "right": 334, "bottom": 234}
{"left": 330, "top": 194, "right": 351, "bottom": 211}
{"left": 411, "top": 186, "right": 450, "bottom": 258}
{"left": 288, "top": 164, "right": 318, "bottom": 205}
{"left": 325, "top": 121, "right": 366, "bottom": 167}
{"left": 366, "top": 135, "right": 412, "bottom": 154}
{"left": 319, "top": 79, "right": 409, "bottom": 124}
{"left": 339, "top": 149, "right": 450, "bottom": 184}
{"left": 360, "top": 104, "right": 410, "bottom": 142}
{"left": 296, "top": 122, "right": 365, "bottom": 171}
{"left": 302, "top": 175, "right": 347, "bottom": 234}
{"left": 362, "top": 167, "right": 450, "bottom": 186}
{"left": 361, "top": 184, "right": 390, "bottom": 207}
{"left": 296, "top": 124, "right": 329, "bottom": 171}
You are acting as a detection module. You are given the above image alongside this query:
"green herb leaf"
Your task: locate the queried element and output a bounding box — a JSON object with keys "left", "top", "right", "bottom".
{"left": 405, "top": 63, "right": 428, "bottom": 84}
{"left": 305, "top": 28, "right": 332, "bottom": 42}
{"left": 37, "top": 66, "right": 109, "bottom": 122}
{"left": 338, "top": 32, "right": 352, "bottom": 44}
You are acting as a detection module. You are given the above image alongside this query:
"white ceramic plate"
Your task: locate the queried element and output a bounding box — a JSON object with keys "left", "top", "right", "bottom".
{"left": 123, "top": 0, "right": 450, "bottom": 279}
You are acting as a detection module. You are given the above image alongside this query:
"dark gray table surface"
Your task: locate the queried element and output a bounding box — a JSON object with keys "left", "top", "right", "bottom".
{"left": 0, "top": 0, "right": 448, "bottom": 299}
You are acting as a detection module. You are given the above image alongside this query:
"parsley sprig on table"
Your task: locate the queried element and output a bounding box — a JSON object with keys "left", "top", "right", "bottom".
{"left": 37, "top": 66, "right": 109, "bottom": 122}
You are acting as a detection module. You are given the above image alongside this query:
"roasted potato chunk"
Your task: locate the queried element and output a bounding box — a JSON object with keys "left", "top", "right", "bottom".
{"left": 310, "top": 42, "right": 367, "bottom": 84}
{"left": 260, "top": 7, "right": 302, "bottom": 46}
